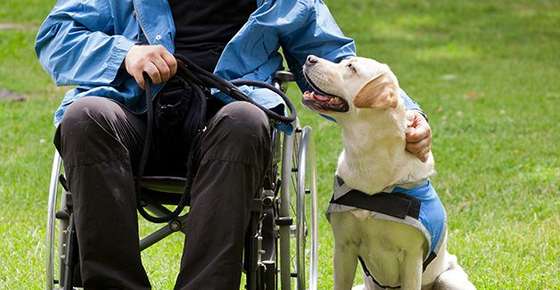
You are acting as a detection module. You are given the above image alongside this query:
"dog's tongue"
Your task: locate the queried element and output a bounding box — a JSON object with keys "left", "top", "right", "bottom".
{"left": 314, "top": 93, "right": 331, "bottom": 101}
{"left": 304, "top": 90, "right": 331, "bottom": 101}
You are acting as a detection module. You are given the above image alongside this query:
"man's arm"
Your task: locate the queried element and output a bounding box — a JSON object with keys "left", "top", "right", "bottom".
{"left": 280, "top": 0, "right": 432, "bottom": 161}
{"left": 35, "top": 0, "right": 135, "bottom": 86}
{"left": 400, "top": 89, "right": 432, "bottom": 162}
{"left": 280, "top": 0, "right": 355, "bottom": 92}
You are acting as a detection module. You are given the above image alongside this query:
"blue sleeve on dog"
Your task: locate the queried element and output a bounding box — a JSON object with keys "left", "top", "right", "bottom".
{"left": 399, "top": 88, "right": 422, "bottom": 112}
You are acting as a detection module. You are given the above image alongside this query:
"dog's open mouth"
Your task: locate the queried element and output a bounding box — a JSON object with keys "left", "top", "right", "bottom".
{"left": 302, "top": 73, "right": 349, "bottom": 113}
{"left": 302, "top": 91, "right": 349, "bottom": 113}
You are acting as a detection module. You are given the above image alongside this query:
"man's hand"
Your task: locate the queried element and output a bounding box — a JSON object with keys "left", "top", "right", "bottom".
{"left": 405, "top": 110, "right": 432, "bottom": 162}
{"left": 125, "top": 45, "right": 177, "bottom": 89}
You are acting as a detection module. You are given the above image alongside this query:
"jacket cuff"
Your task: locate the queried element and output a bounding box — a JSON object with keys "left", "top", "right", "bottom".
{"left": 104, "top": 36, "right": 136, "bottom": 84}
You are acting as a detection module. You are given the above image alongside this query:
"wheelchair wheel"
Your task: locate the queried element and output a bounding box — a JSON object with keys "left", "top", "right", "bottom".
{"left": 46, "top": 151, "right": 64, "bottom": 290}
{"left": 46, "top": 151, "right": 80, "bottom": 290}
{"left": 294, "top": 126, "right": 318, "bottom": 290}
{"left": 278, "top": 126, "right": 318, "bottom": 290}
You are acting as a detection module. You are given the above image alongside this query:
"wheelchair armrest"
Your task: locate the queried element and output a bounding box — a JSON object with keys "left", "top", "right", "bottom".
{"left": 273, "top": 71, "right": 295, "bottom": 83}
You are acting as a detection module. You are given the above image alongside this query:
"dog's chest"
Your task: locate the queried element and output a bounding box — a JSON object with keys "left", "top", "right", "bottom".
{"left": 328, "top": 177, "right": 447, "bottom": 261}
{"left": 336, "top": 106, "right": 435, "bottom": 193}
{"left": 336, "top": 150, "right": 409, "bottom": 194}
{"left": 328, "top": 178, "right": 448, "bottom": 288}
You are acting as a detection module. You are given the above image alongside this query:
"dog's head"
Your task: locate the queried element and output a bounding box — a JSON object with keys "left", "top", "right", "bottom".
{"left": 302, "top": 55, "right": 400, "bottom": 118}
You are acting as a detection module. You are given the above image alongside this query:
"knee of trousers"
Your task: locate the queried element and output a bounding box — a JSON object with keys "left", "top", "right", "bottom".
{"left": 203, "top": 101, "right": 271, "bottom": 163}
{"left": 60, "top": 97, "right": 117, "bottom": 142}
{"left": 58, "top": 97, "right": 131, "bottom": 165}
{"left": 216, "top": 101, "right": 269, "bottom": 142}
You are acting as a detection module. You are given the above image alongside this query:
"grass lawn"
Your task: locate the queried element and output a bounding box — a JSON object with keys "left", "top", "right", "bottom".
{"left": 1, "top": 0, "right": 559, "bottom": 289}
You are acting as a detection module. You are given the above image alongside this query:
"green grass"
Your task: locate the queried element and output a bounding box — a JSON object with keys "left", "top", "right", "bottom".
{"left": 1, "top": 0, "right": 52, "bottom": 24}
{"left": 1, "top": 0, "right": 559, "bottom": 289}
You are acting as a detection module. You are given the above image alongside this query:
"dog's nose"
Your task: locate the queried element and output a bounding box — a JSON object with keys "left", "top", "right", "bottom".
{"left": 306, "top": 55, "right": 318, "bottom": 65}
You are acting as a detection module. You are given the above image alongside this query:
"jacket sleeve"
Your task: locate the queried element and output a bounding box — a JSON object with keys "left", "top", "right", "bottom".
{"left": 400, "top": 88, "right": 422, "bottom": 112}
{"left": 280, "top": 0, "right": 423, "bottom": 113}
{"left": 280, "top": 0, "right": 355, "bottom": 92}
{"left": 35, "top": 0, "right": 135, "bottom": 86}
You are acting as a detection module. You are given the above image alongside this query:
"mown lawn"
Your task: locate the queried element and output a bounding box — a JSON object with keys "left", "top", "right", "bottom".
{"left": 1, "top": 0, "right": 559, "bottom": 289}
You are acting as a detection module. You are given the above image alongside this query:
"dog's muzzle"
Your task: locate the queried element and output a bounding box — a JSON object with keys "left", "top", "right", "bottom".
{"left": 302, "top": 68, "right": 349, "bottom": 113}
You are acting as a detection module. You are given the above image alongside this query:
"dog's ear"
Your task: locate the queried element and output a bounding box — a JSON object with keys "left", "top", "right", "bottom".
{"left": 353, "top": 73, "right": 398, "bottom": 109}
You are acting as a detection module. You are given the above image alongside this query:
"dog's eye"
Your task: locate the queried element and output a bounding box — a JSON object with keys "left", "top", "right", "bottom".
{"left": 346, "top": 63, "right": 357, "bottom": 73}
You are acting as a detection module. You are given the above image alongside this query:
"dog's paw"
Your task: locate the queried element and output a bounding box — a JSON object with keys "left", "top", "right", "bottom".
{"left": 433, "top": 269, "right": 476, "bottom": 290}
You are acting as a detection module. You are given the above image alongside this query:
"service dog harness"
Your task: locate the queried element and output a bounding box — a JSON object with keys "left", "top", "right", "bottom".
{"left": 328, "top": 176, "right": 447, "bottom": 289}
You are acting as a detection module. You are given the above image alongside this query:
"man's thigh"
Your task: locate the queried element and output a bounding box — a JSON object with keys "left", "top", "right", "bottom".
{"left": 55, "top": 96, "right": 147, "bottom": 169}
{"left": 200, "top": 101, "right": 271, "bottom": 164}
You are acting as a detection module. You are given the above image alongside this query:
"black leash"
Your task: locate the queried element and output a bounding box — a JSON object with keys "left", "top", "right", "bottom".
{"left": 174, "top": 54, "right": 297, "bottom": 123}
{"left": 136, "top": 55, "right": 297, "bottom": 223}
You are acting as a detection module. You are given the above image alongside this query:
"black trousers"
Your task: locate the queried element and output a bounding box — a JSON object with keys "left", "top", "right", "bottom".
{"left": 55, "top": 96, "right": 271, "bottom": 290}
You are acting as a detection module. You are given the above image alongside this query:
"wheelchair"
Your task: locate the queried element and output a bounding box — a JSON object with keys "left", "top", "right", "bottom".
{"left": 45, "top": 71, "right": 319, "bottom": 290}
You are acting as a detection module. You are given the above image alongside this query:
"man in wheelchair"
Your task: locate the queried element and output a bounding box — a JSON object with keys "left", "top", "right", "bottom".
{"left": 36, "top": 0, "right": 432, "bottom": 289}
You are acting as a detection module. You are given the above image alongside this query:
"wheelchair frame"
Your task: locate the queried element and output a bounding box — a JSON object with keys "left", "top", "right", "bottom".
{"left": 46, "top": 74, "right": 319, "bottom": 290}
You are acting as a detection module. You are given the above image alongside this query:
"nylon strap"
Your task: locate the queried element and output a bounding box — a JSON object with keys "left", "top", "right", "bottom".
{"left": 331, "top": 190, "right": 420, "bottom": 220}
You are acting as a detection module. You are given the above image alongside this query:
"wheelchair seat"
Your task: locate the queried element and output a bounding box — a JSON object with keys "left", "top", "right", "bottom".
{"left": 139, "top": 176, "right": 186, "bottom": 194}
{"left": 137, "top": 176, "right": 187, "bottom": 207}
{"left": 139, "top": 176, "right": 190, "bottom": 205}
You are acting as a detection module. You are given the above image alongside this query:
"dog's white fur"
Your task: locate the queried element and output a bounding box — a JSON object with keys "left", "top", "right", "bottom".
{"left": 302, "top": 56, "right": 475, "bottom": 290}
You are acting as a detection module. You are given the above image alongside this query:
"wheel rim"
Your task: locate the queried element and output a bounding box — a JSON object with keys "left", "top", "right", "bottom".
{"left": 46, "top": 152, "right": 62, "bottom": 290}
{"left": 279, "top": 130, "right": 294, "bottom": 290}
{"left": 296, "top": 127, "right": 318, "bottom": 290}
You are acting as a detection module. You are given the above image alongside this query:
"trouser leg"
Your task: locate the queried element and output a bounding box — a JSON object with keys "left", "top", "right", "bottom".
{"left": 55, "top": 97, "right": 151, "bottom": 290}
{"left": 174, "top": 101, "right": 271, "bottom": 290}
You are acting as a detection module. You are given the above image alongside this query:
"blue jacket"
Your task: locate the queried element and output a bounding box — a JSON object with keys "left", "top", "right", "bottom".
{"left": 35, "top": 0, "right": 420, "bottom": 126}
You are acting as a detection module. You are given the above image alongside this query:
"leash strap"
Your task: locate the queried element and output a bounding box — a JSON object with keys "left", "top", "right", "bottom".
{"left": 136, "top": 74, "right": 200, "bottom": 223}
{"left": 358, "top": 256, "right": 400, "bottom": 289}
{"left": 175, "top": 54, "right": 297, "bottom": 124}
{"left": 136, "top": 56, "right": 297, "bottom": 223}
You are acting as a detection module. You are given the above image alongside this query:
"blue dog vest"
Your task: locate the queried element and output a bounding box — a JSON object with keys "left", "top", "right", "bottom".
{"left": 328, "top": 176, "right": 447, "bottom": 268}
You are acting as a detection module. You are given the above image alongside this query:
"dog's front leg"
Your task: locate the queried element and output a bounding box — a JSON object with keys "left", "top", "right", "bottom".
{"left": 400, "top": 251, "right": 423, "bottom": 290}
{"left": 331, "top": 213, "right": 360, "bottom": 290}
{"left": 333, "top": 243, "right": 358, "bottom": 290}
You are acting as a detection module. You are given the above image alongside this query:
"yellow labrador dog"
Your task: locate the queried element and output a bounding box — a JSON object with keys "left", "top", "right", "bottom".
{"left": 302, "top": 55, "right": 475, "bottom": 290}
